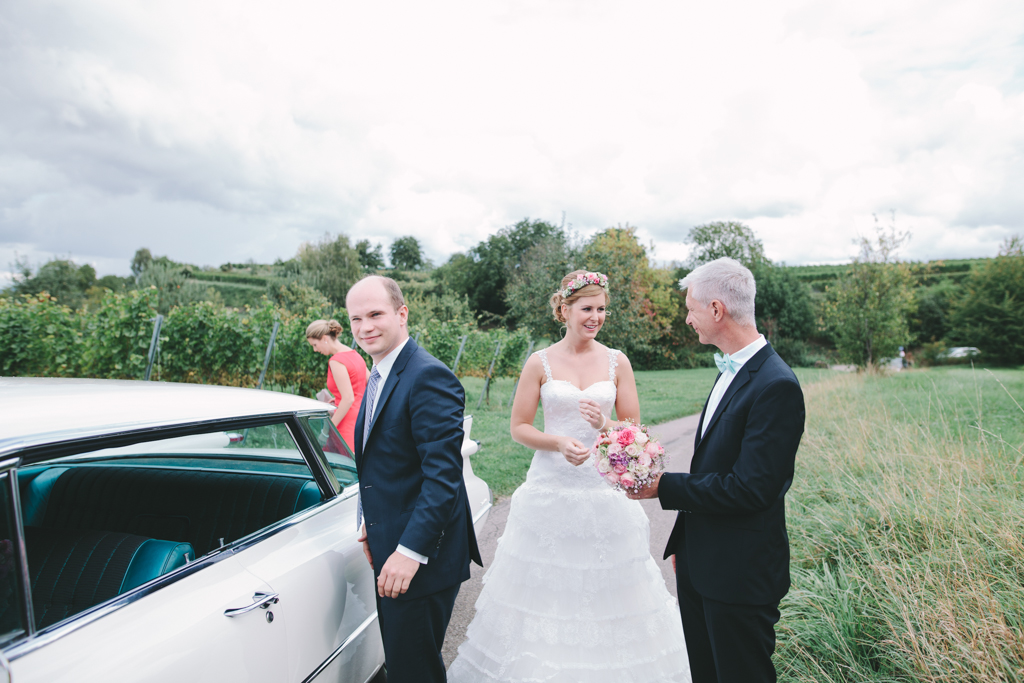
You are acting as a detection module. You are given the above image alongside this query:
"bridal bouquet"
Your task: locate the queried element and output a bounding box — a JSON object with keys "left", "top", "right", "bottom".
{"left": 592, "top": 420, "right": 667, "bottom": 492}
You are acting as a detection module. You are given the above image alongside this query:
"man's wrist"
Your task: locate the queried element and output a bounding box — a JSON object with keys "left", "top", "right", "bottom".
{"left": 396, "top": 544, "right": 429, "bottom": 564}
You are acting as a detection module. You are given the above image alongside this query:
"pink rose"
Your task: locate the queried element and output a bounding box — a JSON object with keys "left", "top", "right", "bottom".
{"left": 605, "top": 472, "right": 620, "bottom": 485}
{"left": 620, "top": 473, "right": 636, "bottom": 488}
{"left": 617, "top": 429, "right": 635, "bottom": 447}
{"left": 625, "top": 444, "right": 640, "bottom": 457}
{"left": 607, "top": 441, "right": 622, "bottom": 456}
{"left": 613, "top": 463, "right": 627, "bottom": 475}
{"left": 638, "top": 451, "right": 652, "bottom": 467}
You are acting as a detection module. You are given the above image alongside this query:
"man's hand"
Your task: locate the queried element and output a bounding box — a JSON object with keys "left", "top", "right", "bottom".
{"left": 357, "top": 522, "right": 373, "bottom": 571}
{"left": 670, "top": 553, "right": 676, "bottom": 573}
{"left": 626, "top": 472, "right": 663, "bottom": 500}
{"left": 377, "top": 551, "right": 421, "bottom": 598}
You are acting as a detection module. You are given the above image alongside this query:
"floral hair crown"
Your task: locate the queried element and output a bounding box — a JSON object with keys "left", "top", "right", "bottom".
{"left": 561, "top": 271, "right": 609, "bottom": 299}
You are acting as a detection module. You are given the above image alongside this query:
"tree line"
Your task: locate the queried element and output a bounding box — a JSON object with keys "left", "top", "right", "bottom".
{"left": 4, "top": 219, "right": 1023, "bottom": 382}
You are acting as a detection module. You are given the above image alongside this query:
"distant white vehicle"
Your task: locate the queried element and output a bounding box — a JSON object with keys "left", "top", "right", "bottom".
{"left": 938, "top": 346, "right": 981, "bottom": 359}
{"left": 0, "top": 378, "right": 491, "bottom": 683}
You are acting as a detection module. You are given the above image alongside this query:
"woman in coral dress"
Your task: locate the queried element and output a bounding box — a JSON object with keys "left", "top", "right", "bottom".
{"left": 306, "top": 319, "right": 368, "bottom": 452}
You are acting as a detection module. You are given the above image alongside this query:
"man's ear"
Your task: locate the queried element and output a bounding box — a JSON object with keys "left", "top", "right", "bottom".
{"left": 398, "top": 305, "right": 409, "bottom": 325}
{"left": 710, "top": 300, "right": 726, "bottom": 322}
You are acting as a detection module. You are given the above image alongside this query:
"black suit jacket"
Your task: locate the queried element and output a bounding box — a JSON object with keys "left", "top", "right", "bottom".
{"left": 354, "top": 338, "right": 482, "bottom": 601}
{"left": 659, "top": 342, "right": 805, "bottom": 605}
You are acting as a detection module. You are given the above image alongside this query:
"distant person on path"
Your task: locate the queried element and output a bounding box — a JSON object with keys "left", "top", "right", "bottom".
{"left": 306, "top": 319, "right": 368, "bottom": 452}
{"left": 447, "top": 270, "right": 691, "bottom": 682}
{"left": 631, "top": 258, "right": 806, "bottom": 683}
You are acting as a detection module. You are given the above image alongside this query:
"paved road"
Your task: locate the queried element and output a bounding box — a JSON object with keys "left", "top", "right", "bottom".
{"left": 442, "top": 412, "right": 701, "bottom": 667}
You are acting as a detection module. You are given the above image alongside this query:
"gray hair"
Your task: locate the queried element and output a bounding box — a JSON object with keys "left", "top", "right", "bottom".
{"left": 679, "top": 258, "right": 757, "bottom": 326}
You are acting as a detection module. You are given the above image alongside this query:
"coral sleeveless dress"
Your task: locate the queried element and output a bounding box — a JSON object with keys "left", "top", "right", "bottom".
{"left": 327, "top": 349, "right": 367, "bottom": 451}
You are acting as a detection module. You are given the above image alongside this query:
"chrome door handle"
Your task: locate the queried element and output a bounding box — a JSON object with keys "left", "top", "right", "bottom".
{"left": 224, "top": 591, "right": 280, "bottom": 617}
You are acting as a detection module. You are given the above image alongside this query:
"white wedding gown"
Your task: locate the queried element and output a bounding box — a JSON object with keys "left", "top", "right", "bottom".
{"left": 447, "top": 348, "right": 691, "bottom": 683}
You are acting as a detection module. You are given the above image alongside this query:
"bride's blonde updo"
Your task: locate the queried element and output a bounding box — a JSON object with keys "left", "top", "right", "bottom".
{"left": 549, "top": 270, "right": 611, "bottom": 323}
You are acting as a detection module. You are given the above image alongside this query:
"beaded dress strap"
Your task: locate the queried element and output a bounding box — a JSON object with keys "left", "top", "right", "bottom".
{"left": 608, "top": 348, "right": 620, "bottom": 383}
{"left": 536, "top": 349, "right": 553, "bottom": 382}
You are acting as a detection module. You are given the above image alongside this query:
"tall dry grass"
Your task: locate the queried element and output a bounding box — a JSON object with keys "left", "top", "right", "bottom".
{"left": 778, "top": 367, "right": 1024, "bottom": 682}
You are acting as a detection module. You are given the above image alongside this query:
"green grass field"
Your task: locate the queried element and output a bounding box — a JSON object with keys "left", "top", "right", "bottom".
{"left": 462, "top": 366, "right": 834, "bottom": 497}
{"left": 778, "top": 366, "right": 1024, "bottom": 681}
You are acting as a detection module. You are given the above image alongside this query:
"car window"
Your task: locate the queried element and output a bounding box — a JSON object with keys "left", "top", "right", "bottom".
{"left": 16, "top": 420, "right": 326, "bottom": 631}
{"left": 302, "top": 416, "right": 358, "bottom": 488}
{"left": 0, "top": 474, "right": 26, "bottom": 644}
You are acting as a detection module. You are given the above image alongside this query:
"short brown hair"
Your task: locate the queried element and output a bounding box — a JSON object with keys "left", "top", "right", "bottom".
{"left": 355, "top": 275, "right": 406, "bottom": 312}
{"left": 549, "top": 270, "right": 610, "bottom": 323}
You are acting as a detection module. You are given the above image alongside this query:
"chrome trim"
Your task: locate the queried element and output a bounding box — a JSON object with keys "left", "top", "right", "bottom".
{"left": 3, "top": 492, "right": 354, "bottom": 661}
{"left": 224, "top": 591, "right": 279, "bottom": 617}
{"left": 0, "top": 649, "right": 12, "bottom": 680}
{"left": 301, "top": 611, "right": 379, "bottom": 683}
{"left": 472, "top": 500, "right": 493, "bottom": 526}
{"left": 4, "top": 467, "right": 34, "bottom": 637}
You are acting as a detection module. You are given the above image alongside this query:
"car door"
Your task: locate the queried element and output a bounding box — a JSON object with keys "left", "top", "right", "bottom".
{"left": 231, "top": 415, "right": 382, "bottom": 683}
{"left": 8, "top": 554, "right": 289, "bottom": 683}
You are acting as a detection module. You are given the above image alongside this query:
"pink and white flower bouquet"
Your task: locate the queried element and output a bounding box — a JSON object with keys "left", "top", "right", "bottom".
{"left": 592, "top": 420, "right": 667, "bottom": 492}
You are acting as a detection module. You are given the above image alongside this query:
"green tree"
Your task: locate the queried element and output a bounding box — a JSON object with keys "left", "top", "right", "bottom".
{"left": 578, "top": 225, "right": 679, "bottom": 364}
{"left": 823, "top": 222, "right": 914, "bottom": 367}
{"left": 131, "top": 248, "right": 153, "bottom": 277}
{"left": 355, "top": 240, "right": 386, "bottom": 271}
{"left": 297, "top": 233, "right": 363, "bottom": 307}
{"left": 947, "top": 235, "right": 1024, "bottom": 365}
{"left": 910, "top": 279, "right": 961, "bottom": 344}
{"left": 11, "top": 258, "right": 97, "bottom": 310}
{"left": 685, "top": 221, "right": 769, "bottom": 269}
{"left": 504, "top": 236, "right": 574, "bottom": 339}
{"left": 436, "top": 218, "right": 565, "bottom": 323}
{"left": 753, "top": 264, "right": 815, "bottom": 342}
{"left": 389, "top": 236, "right": 426, "bottom": 271}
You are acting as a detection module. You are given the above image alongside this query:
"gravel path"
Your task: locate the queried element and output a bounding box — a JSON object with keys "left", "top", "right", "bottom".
{"left": 443, "top": 412, "right": 702, "bottom": 667}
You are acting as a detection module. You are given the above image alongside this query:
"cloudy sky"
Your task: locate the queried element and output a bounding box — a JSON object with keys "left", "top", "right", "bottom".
{"left": 2, "top": 0, "right": 1022, "bottom": 282}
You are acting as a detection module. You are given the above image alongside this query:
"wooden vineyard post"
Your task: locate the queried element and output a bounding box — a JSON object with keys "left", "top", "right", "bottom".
{"left": 144, "top": 314, "right": 164, "bottom": 381}
{"left": 475, "top": 341, "right": 502, "bottom": 410}
{"left": 451, "top": 335, "right": 468, "bottom": 374}
{"left": 256, "top": 321, "right": 281, "bottom": 390}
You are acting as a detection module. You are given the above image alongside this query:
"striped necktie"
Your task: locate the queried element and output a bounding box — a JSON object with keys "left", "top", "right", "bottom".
{"left": 356, "top": 366, "right": 381, "bottom": 531}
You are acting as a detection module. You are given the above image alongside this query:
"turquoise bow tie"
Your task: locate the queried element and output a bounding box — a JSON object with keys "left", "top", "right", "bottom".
{"left": 714, "top": 353, "right": 738, "bottom": 374}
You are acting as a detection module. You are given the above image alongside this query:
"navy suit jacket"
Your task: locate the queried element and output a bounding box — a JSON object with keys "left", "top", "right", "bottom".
{"left": 354, "top": 338, "right": 482, "bottom": 601}
{"left": 659, "top": 342, "right": 805, "bottom": 605}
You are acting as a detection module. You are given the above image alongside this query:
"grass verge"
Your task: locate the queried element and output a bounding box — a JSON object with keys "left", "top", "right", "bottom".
{"left": 778, "top": 366, "right": 1024, "bottom": 682}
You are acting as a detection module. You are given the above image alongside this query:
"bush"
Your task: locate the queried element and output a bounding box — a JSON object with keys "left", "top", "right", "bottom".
{"left": 0, "top": 293, "right": 81, "bottom": 376}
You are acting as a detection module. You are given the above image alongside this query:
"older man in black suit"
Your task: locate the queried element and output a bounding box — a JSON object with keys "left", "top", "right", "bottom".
{"left": 631, "top": 257, "right": 805, "bottom": 683}
{"left": 349, "top": 275, "right": 482, "bottom": 683}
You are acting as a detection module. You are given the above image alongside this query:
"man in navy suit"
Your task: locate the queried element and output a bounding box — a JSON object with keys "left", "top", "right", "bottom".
{"left": 631, "top": 258, "right": 805, "bottom": 683}
{"left": 348, "top": 275, "right": 482, "bottom": 683}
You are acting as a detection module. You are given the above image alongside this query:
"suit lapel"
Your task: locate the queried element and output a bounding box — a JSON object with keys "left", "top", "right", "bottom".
{"left": 694, "top": 343, "right": 775, "bottom": 453}
{"left": 362, "top": 338, "right": 419, "bottom": 449}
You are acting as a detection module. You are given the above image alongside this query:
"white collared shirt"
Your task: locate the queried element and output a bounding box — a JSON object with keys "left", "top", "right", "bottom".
{"left": 701, "top": 335, "right": 767, "bottom": 438}
{"left": 366, "top": 336, "right": 410, "bottom": 424}
{"left": 362, "top": 337, "right": 427, "bottom": 565}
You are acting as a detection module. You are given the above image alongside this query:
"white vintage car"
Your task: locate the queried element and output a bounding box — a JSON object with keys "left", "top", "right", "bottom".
{"left": 0, "top": 378, "right": 491, "bottom": 682}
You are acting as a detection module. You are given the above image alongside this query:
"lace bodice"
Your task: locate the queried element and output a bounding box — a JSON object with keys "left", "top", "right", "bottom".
{"left": 528, "top": 347, "right": 619, "bottom": 489}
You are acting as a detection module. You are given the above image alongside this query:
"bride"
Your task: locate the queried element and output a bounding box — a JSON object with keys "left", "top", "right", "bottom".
{"left": 447, "top": 271, "right": 691, "bottom": 682}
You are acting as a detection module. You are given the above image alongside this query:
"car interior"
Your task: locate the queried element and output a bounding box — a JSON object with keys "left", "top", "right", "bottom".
{"left": 2, "top": 417, "right": 357, "bottom": 634}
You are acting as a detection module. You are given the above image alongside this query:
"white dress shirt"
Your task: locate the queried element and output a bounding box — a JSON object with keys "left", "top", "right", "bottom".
{"left": 364, "top": 337, "right": 428, "bottom": 565}
{"left": 701, "top": 335, "right": 767, "bottom": 438}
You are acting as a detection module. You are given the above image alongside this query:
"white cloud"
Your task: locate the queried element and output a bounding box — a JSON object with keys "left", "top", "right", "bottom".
{"left": 1, "top": 0, "right": 1022, "bottom": 277}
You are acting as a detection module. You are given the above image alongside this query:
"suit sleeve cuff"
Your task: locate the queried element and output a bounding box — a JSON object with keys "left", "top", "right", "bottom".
{"left": 397, "top": 544, "right": 429, "bottom": 564}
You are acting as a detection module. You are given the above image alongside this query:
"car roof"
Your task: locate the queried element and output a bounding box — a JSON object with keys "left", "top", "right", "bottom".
{"left": 0, "top": 378, "right": 330, "bottom": 455}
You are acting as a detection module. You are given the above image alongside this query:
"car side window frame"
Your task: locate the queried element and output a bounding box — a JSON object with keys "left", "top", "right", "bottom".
{"left": 0, "top": 457, "right": 32, "bottom": 643}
